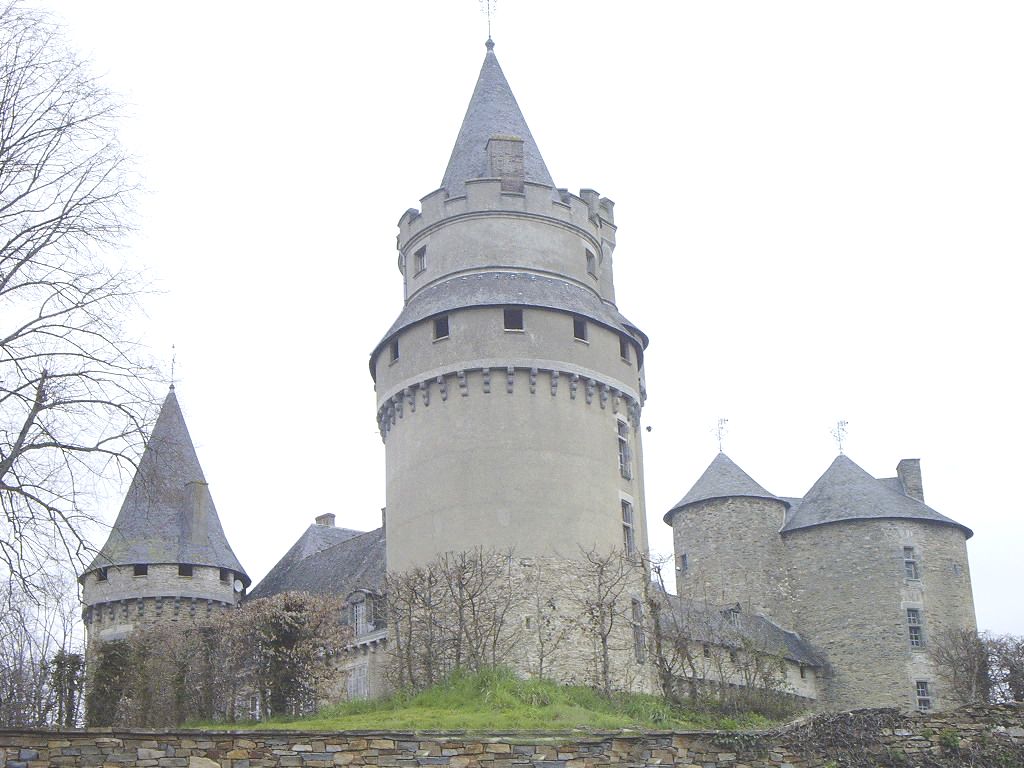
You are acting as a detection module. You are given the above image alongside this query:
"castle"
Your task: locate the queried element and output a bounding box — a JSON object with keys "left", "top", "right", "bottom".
{"left": 80, "top": 39, "right": 977, "bottom": 715}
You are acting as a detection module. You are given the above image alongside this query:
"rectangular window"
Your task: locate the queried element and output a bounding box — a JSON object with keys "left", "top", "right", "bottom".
{"left": 504, "top": 307, "right": 524, "bottom": 331}
{"left": 347, "top": 663, "right": 369, "bottom": 700}
{"left": 178, "top": 564, "right": 193, "bottom": 578}
{"left": 617, "top": 419, "right": 632, "bottom": 480}
{"left": 631, "top": 598, "right": 645, "bottom": 663}
{"left": 916, "top": 681, "right": 932, "bottom": 711}
{"left": 573, "top": 316, "right": 588, "bottom": 341}
{"left": 133, "top": 564, "right": 148, "bottom": 577}
{"left": 586, "top": 249, "right": 597, "bottom": 277}
{"left": 621, "top": 500, "right": 635, "bottom": 555}
{"left": 96, "top": 567, "right": 108, "bottom": 582}
{"left": 248, "top": 694, "right": 260, "bottom": 721}
{"left": 389, "top": 339, "right": 399, "bottom": 362}
{"left": 702, "top": 644, "right": 711, "bottom": 658}
{"left": 903, "top": 546, "right": 919, "bottom": 580}
{"left": 677, "top": 553, "right": 688, "bottom": 574}
{"left": 619, "top": 335, "right": 631, "bottom": 362}
{"left": 414, "top": 246, "right": 426, "bottom": 275}
{"left": 352, "top": 600, "right": 370, "bottom": 636}
{"left": 220, "top": 568, "right": 231, "bottom": 582}
{"left": 433, "top": 315, "right": 449, "bottom": 340}
{"left": 907, "top": 608, "right": 924, "bottom": 648}
{"left": 799, "top": 664, "right": 807, "bottom": 680}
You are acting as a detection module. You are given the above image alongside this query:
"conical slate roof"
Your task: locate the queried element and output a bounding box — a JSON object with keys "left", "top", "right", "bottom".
{"left": 440, "top": 39, "right": 555, "bottom": 197}
{"left": 83, "top": 387, "right": 250, "bottom": 584}
{"left": 664, "top": 453, "right": 785, "bottom": 523}
{"left": 782, "top": 454, "right": 972, "bottom": 538}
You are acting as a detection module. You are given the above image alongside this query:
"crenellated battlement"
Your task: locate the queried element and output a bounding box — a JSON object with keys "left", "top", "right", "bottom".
{"left": 376, "top": 364, "right": 641, "bottom": 442}
{"left": 398, "top": 180, "right": 616, "bottom": 253}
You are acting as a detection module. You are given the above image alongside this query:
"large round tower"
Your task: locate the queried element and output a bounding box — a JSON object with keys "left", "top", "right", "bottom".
{"left": 79, "top": 387, "right": 249, "bottom": 660}
{"left": 371, "top": 41, "right": 650, "bottom": 573}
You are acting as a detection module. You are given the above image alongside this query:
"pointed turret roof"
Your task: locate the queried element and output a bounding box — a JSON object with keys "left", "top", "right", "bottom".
{"left": 782, "top": 454, "right": 972, "bottom": 537}
{"left": 83, "top": 387, "right": 250, "bottom": 584}
{"left": 664, "top": 453, "right": 786, "bottom": 523}
{"left": 440, "top": 39, "right": 555, "bottom": 197}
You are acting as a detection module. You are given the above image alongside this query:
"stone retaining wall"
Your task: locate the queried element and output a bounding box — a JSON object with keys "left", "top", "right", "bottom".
{"left": 2, "top": 704, "right": 1021, "bottom": 768}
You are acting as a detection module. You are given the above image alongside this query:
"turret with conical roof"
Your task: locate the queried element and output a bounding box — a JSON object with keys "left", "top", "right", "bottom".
{"left": 668, "top": 453, "right": 793, "bottom": 622}
{"left": 371, "top": 39, "right": 650, "bottom": 576}
{"left": 80, "top": 387, "right": 248, "bottom": 651}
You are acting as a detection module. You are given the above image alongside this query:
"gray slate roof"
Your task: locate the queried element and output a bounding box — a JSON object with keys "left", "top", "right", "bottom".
{"left": 83, "top": 388, "right": 249, "bottom": 585}
{"left": 664, "top": 452, "right": 786, "bottom": 524}
{"left": 370, "top": 272, "right": 648, "bottom": 378}
{"left": 248, "top": 527, "right": 385, "bottom": 600}
{"left": 658, "top": 594, "right": 825, "bottom": 667}
{"left": 781, "top": 454, "right": 973, "bottom": 537}
{"left": 441, "top": 40, "right": 554, "bottom": 198}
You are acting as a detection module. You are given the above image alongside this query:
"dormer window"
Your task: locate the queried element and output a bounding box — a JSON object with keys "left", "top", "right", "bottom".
{"left": 414, "top": 246, "right": 427, "bottom": 275}
{"left": 96, "top": 567, "right": 108, "bottom": 582}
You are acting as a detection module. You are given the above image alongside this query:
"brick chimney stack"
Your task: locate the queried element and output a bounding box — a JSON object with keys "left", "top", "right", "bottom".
{"left": 315, "top": 512, "right": 336, "bottom": 527}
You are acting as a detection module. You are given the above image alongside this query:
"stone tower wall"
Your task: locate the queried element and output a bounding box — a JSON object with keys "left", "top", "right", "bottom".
{"left": 784, "top": 519, "right": 975, "bottom": 711}
{"left": 671, "top": 497, "right": 793, "bottom": 624}
{"left": 398, "top": 180, "right": 618, "bottom": 305}
{"left": 82, "top": 564, "right": 241, "bottom": 658}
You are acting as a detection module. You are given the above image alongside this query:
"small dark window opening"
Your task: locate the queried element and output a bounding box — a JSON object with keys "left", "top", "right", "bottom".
{"left": 573, "top": 316, "right": 588, "bottom": 341}
{"left": 220, "top": 568, "right": 231, "bottom": 582}
{"left": 178, "top": 564, "right": 193, "bottom": 577}
{"left": 133, "top": 564, "right": 148, "bottom": 577}
{"left": 414, "top": 246, "right": 427, "bottom": 275}
{"left": 96, "top": 567, "right": 108, "bottom": 582}
{"left": 619, "top": 335, "right": 631, "bottom": 362}
{"left": 586, "top": 249, "right": 597, "bottom": 277}
{"left": 434, "top": 315, "right": 449, "bottom": 340}
{"left": 504, "top": 308, "right": 524, "bottom": 331}
{"left": 677, "top": 553, "right": 688, "bottom": 573}
{"left": 389, "top": 339, "right": 399, "bottom": 362}
{"left": 702, "top": 644, "right": 711, "bottom": 658}
{"left": 729, "top": 649, "right": 739, "bottom": 664}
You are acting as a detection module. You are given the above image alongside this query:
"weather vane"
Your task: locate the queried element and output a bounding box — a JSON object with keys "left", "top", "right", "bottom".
{"left": 832, "top": 420, "right": 848, "bottom": 455}
{"left": 714, "top": 418, "right": 729, "bottom": 453}
{"left": 479, "top": 0, "right": 496, "bottom": 39}
{"left": 170, "top": 344, "right": 177, "bottom": 389}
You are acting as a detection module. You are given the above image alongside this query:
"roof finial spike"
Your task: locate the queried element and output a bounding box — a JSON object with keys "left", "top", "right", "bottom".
{"left": 713, "top": 418, "right": 729, "bottom": 453}
{"left": 479, "top": 0, "right": 495, "bottom": 45}
{"left": 170, "top": 344, "right": 177, "bottom": 391}
{"left": 832, "top": 420, "right": 849, "bottom": 455}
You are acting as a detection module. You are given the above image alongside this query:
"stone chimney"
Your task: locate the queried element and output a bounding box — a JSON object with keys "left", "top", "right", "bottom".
{"left": 487, "top": 135, "right": 524, "bottom": 192}
{"left": 315, "top": 512, "right": 336, "bottom": 527}
{"left": 897, "top": 459, "right": 924, "bottom": 502}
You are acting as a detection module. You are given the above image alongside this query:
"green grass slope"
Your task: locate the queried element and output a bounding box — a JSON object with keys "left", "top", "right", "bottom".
{"left": 227, "top": 669, "right": 779, "bottom": 732}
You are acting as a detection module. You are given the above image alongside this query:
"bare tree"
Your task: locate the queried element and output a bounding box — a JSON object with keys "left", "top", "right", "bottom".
{"left": 989, "top": 634, "right": 1024, "bottom": 704}
{"left": 931, "top": 627, "right": 993, "bottom": 705}
{"left": 0, "top": 2, "right": 154, "bottom": 596}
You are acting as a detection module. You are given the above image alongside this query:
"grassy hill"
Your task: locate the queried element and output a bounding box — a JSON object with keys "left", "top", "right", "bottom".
{"left": 229, "top": 669, "right": 781, "bottom": 732}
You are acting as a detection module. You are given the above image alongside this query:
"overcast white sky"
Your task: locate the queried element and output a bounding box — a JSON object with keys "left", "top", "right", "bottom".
{"left": 36, "top": 1, "right": 1022, "bottom": 636}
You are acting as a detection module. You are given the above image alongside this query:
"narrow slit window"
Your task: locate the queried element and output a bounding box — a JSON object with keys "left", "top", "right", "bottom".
{"left": 133, "top": 564, "right": 148, "bottom": 577}
{"left": 178, "top": 564, "right": 193, "bottom": 578}
{"left": 414, "top": 246, "right": 426, "bottom": 275}
{"left": 621, "top": 500, "right": 635, "bottom": 555}
{"left": 677, "top": 553, "right": 688, "bottom": 574}
{"left": 586, "top": 249, "right": 597, "bottom": 277}
{"left": 907, "top": 608, "right": 924, "bottom": 648}
{"left": 573, "top": 316, "right": 588, "bottom": 341}
{"left": 903, "top": 546, "right": 919, "bottom": 580}
{"left": 434, "top": 315, "right": 449, "bottom": 340}
{"left": 617, "top": 419, "right": 633, "bottom": 480}
{"left": 619, "top": 335, "right": 631, "bottom": 362}
{"left": 504, "top": 308, "right": 524, "bottom": 331}
{"left": 389, "top": 339, "right": 399, "bottom": 362}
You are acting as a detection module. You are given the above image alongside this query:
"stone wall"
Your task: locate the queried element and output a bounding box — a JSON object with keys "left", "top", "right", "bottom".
{"left": 2, "top": 704, "right": 1021, "bottom": 768}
